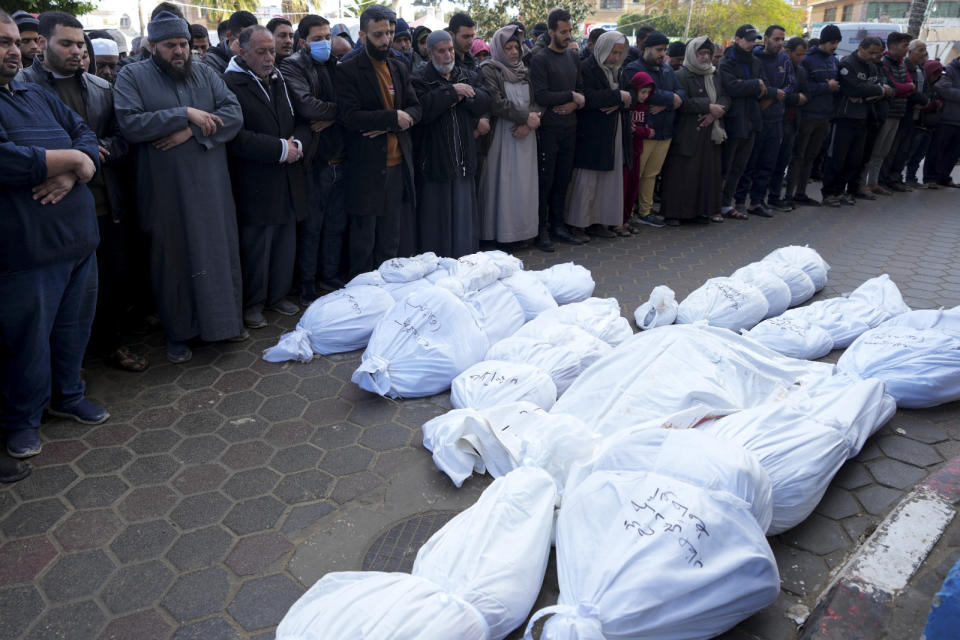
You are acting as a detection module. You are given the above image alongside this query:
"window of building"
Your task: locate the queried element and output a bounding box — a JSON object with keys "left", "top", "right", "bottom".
{"left": 600, "top": 0, "right": 624, "bottom": 8}
{"left": 120, "top": 13, "right": 131, "bottom": 28}
{"left": 865, "top": 2, "right": 911, "bottom": 19}
{"left": 841, "top": 4, "right": 854, "bottom": 20}
{"left": 933, "top": 1, "right": 960, "bottom": 17}
{"left": 824, "top": 7, "right": 837, "bottom": 21}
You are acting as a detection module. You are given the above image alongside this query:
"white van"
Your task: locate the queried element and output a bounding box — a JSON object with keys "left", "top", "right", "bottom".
{"left": 812, "top": 22, "right": 902, "bottom": 58}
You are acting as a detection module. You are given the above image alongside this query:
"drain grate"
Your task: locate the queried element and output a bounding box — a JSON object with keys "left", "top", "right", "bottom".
{"left": 362, "top": 510, "right": 459, "bottom": 572}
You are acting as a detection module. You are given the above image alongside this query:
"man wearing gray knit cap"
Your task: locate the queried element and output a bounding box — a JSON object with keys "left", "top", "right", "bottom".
{"left": 113, "top": 9, "right": 248, "bottom": 364}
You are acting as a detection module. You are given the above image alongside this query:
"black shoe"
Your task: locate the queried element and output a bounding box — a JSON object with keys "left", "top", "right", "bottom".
{"left": 550, "top": 225, "right": 583, "bottom": 245}
{"left": 664, "top": 218, "right": 680, "bottom": 227}
{"left": 793, "top": 194, "right": 821, "bottom": 207}
{"left": 822, "top": 195, "right": 842, "bottom": 208}
{"left": 0, "top": 455, "right": 32, "bottom": 483}
{"left": 854, "top": 189, "right": 877, "bottom": 201}
{"left": 318, "top": 276, "right": 347, "bottom": 291}
{"left": 748, "top": 205, "right": 774, "bottom": 218}
{"left": 497, "top": 241, "right": 527, "bottom": 251}
{"left": 534, "top": 226, "right": 555, "bottom": 252}
{"left": 888, "top": 182, "right": 909, "bottom": 192}
{"left": 634, "top": 213, "right": 666, "bottom": 228}
{"left": 768, "top": 197, "right": 794, "bottom": 212}
{"left": 841, "top": 193, "right": 857, "bottom": 205}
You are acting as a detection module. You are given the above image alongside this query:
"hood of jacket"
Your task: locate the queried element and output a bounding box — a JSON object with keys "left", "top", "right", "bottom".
{"left": 629, "top": 70, "right": 656, "bottom": 95}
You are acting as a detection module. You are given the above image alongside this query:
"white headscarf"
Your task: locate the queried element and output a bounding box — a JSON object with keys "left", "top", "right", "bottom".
{"left": 593, "top": 31, "right": 627, "bottom": 89}
{"left": 684, "top": 36, "right": 727, "bottom": 144}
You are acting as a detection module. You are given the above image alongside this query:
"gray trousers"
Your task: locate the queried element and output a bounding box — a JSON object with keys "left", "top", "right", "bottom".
{"left": 862, "top": 117, "right": 900, "bottom": 185}
{"left": 239, "top": 222, "right": 296, "bottom": 312}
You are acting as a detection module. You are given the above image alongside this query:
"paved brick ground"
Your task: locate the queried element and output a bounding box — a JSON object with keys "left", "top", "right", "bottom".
{"left": 2, "top": 184, "right": 960, "bottom": 640}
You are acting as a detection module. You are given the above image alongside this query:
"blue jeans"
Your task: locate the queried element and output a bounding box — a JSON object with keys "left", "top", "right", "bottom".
{"left": 768, "top": 119, "right": 798, "bottom": 200}
{"left": 736, "top": 119, "right": 783, "bottom": 206}
{"left": 905, "top": 127, "right": 932, "bottom": 183}
{"left": 298, "top": 163, "right": 347, "bottom": 289}
{"left": 0, "top": 252, "right": 98, "bottom": 431}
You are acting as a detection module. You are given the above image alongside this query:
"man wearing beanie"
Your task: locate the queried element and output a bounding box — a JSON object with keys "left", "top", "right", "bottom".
{"left": 667, "top": 40, "right": 685, "bottom": 70}
{"left": 117, "top": 2, "right": 185, "bottom": 71}
{"left": 201, "top": 9, "right": 257, "bottom": 74}
{"left": 784, "top": 23, "right": 841, "bottom": 207}
{"left": 717, "top": 24, "right": 764, "bottom": 219}
{"left": 412, "top": 29, "right": 491, "bottom": 258}
{"left": 114, "top": 9, "right": 247, "bottom": 363}
{"left": 620, "top": 29, "right": 684, "bottom": 228}
{"left": 12, "top": 10, "right": 41, "bottom": 66}
{"left": 335, "top": 4, "right": 422, "bottom": 273}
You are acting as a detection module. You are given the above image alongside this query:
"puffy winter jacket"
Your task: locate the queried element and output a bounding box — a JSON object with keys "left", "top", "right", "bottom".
{"left": 717, "top": 45, "right": 763, "bottom": 138}
{"left": 936, "top": 58, "right": 960, "bottom": 126}
{"left": 753, "top": 45, "right": 796, "bottom": 122}
{"left": 619, "top": 56, "right": 685, "bottom": 140}
{"left": 880, "top": 51, "right": 914, "bottom": 119}
{"left": 835, "top": 52, "right": 885, "bottom": 120}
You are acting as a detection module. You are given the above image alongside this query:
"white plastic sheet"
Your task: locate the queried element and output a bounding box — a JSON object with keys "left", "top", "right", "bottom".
{"left": 535, "top": 298, "right": 634, "bottom": 346}
{"left": 838, "top": 325, "right": 960, "bottom": 408}
{"left": 699, "top": 378, "right": 895, "bottom": 534}
{"left": 500, "top": 271, "right": 558, "bottom": 321}
{"left": 762, "top": 245, "right": 830, "bottom": 292}
{"left": 730, "top": 262, "right": 792, "bottom": 318}
{"left": 746, "top": 315, "right": 835, "bottom": 360}
{"left": 513, "top": 319, "right": 612, "bottom": 369}
{"left": 676, "top": 277, "right": 769, "bottom": 331}
{"left": 485, "top": 337, "right": 583, "bottom": 395}
{"left": 761, "top": 260, "right": 816, "bottom": 307}
{"left": 634, "top": 285, "right": 678, "bottom": 330}
{"left": 276, "top": 467, "right": 558, "bottom": 640}
{"left": 352, "top": 287, "right": 489, "bottom": 398}
{"left": 421, "top": 403, "right": 596, "bottom": 489}
{"left": 534, "top": 263, "right": 596, "bottom": 304}
{"left": 459, "top": 280, "right": 526, "bottom": 345}
{"left": 552, "top": 325, "right": 835, "bottom": 437}
{"left": 450, "top": 361, "right": 557, "bottom": 411}
{"left": 528, "top": 429, "right": 779, "bottom": 640}
{"left": 378, "top": 252, "right": 440, "bottom": 282}
{"left": 262, "top": 286, "right": 396, "bottom": 363}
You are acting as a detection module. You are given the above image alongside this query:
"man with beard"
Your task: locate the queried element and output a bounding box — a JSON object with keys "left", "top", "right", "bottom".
{"left": 0, "top": 10, "right": 107, "bottom": 465}
{"left": 266, "top": 17, "right": 295, "bottom": 64}
{"left": 412, "top": 30, "right": 491, "bottom": 258}
{"left": 202, "top": 10, "right": 257, "bottom": 74}
{"left": 12, "top": 10, "right": 41, "bottom": 67}
{"left": 448, "top": 12, "right": 477, "bottom": 77}
{"left": 19, "top": 12, "right": 147, "bottom": 373}
{"left": 529, "top": 8, "right": 586, "bottom": 250}
{"left": 225, "top": 25, "right": 306, "bottom": 328}
{"left": 281, "top": 14, "right": 347, "bottom": 300}
{"left": 114, "top": 10, "right": 245, "bottom": 363}
{"left": 335, "top": 4, "right": 421, "bottom": 273}
{"left": 91, "top": 37, "right": 120, "bottom": 83}
{"left": 733, "top": 24, "right": 794, "bottom": 217}
{"left": 117, "top": 2, "right": 185, "bottom": 70}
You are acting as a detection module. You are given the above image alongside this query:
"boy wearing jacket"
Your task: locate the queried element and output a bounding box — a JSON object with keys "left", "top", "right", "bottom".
{"left": 622, "top": 71, "right": 656, "bottom": 231}
{"left": 820, "top": 37, "right": 893, "bottom": 207}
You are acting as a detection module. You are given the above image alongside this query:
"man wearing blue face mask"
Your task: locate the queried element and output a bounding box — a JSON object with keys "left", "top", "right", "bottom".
{"left": 281, "top": 15, "right": 348, "bottom": 300}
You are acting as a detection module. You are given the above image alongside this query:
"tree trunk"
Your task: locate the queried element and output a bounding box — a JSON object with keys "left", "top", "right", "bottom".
{"left": 907, "top": 0, "right": 927, "bottom": 38}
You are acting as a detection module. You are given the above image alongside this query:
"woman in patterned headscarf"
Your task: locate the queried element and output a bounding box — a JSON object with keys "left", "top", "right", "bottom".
{"left": 478, "top": 24, "right": 542, "bottom": 249}
{"left": 564, "top": 30, "right": 632, "bottom": 240}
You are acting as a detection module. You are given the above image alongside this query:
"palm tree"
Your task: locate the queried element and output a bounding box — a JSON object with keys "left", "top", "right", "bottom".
{"left": 344, "top": 0, "right": 377, "bottom": 18}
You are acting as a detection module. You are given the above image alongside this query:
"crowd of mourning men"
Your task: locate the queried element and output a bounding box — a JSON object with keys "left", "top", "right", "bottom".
{"left": 2, "top": 2, "right": 959, "bottom": 481}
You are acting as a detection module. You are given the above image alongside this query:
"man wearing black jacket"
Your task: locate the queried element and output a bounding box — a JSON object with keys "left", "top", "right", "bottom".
{"left": 281, "top": 15, "right": 347, "bottom": 300}
{"left": 412, "top": 30, "right": 491, "bottom": 258}
{"left": 335, "top": 4, "right": 421, "bottom": 273}
{"left": 529, "top": 8, "right": 586, "bottom": 250}
{"left": 224, "top": 26, "right": 307, "bottom": 329}
{"left": 767, "top": 36, "right": 808, "bottom": 211}
{"left": 201, "top": 10, "right": 257, "bottom": 74}
{"left": 820, "top": 37, "right": 892, "bottom": 207}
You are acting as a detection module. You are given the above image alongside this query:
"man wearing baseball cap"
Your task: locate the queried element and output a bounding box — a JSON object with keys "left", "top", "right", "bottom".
{"left": 717, "top": 24, "right": 765, "bottom": 219}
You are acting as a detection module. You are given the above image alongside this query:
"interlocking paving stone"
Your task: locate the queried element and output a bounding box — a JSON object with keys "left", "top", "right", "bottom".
{"left": 280, "top": 501, "right": 336, "bottom": 536}
{"left": 267, "top": 443, "right": 323, "bottom": 474}
{"left": 866, "top": 457, "right": 929, "bottom": 490}
{"left": 100, "top": 560, "right": 175, "bottom": 614}
{"left": 225, "top": 532, "right": 294, "bottom": 576}
{"left": 218, "top": 416, "right": 270, "bottom": 442}
{"left": 221, "top": 467, "right": 282, "bottom": 500}
{"left": 0, "top": 585, "right": 46, "bottom": 640}
{"left": 171, "top": 463, "right": 229, "bottom": 495}
{"left": 220, "top": 440, "right": 274, "bottom": 470}
{"left": 171, "top": 435, "right": 229, "bottom": 465}
{"left": 171, "top": 616, "right": 241, "bottom": 640}
{"left": 128, "top": 428, "right": 181, "bottom": 455}
{"left": 31, "top": 439, "right": 88, "bottom": 467}
{"left": 76, "top": 446, "right": 134, "bottom": 474}
{"left": 330, "top": 471, "right": 383, "bottom": 505}
{"left": 22, "top": 599, "right": 107, "bottom": 640}
{"left": 216, "top": 390, "right": 265, "bottom": 418}
{"left": 781, "top": 514, "right": 851, "bottom": 556}
{"left": 317, "top": 444, "right": 374, "bottom": 475}
{"left": 855, "top": 484, "right": 904, "bottom": 516}
{"left": 65, "top": 475, "right": 130, "bottom": 509}
{"left": 273, "top": 469, "right": 334, "bottom": 505}
{"left": 121, "top": 453, "right": 180, "bottom": 486}
{"left": 53, "top": 508, "right": 123, "bottom": 551}
{"left": 222, "top": 495, "right": 286, "bottom": 535}
{"left": 13, "top": 464, "right": 77, "bottom": 502}
{"left": 0, "top": 536, "right": 58, "bottom": 586}
{"left": 176, "top": 366, "right": 221, "bottom": 391}
{"left": 1, "top": 498, "right": 67, "bottom": 538}
{"left": 813, "top": 486, "right": 862, "bottom": 520}
{"left": 165, "top": 525, "right": 234, "bottom": 571}
{"left": 110, "top": 519, "right": 178, "bottom": 564}
{"left": 254, "top": 372, "right": 301, "bottom": 397}
{"left": 347, "top": 399, "right": 399, "bottom": 427}
{"left": 888, "top": 415, "right": 949, "bottom": 444}
{"left": 359, "top": 423, "right": 412, "bottom": 451}
{"left": 226, "top": 573, "right": 304, "bottom": 632}
{"left": 301, "top": 398, "right": 353, "bottom": 426}
{"left": 294, "top": 376, "right": 342, "bottom": 400}
{"left": 262, "top": 420, "right": 314, "bottom": 447}
{"left": 177, "top": 388, "right": 223, "bottom": 413}
{"left": 98, "top": 608, "right": 173, "bottom": 640}
{"left": 309, "top": 422, "right": 361, "bottom": 449}
{"left": 173, "top": 411, "right": 225, "bottom": 436}
{"left": 169, "top": 492, "right": 232, "bottom": 530}
{"left": 772, "top": 544, "right": 830, "bottom": 597}
{"left": 116, "top": 485, "right": 178, "bottom": 522}
{"left": 39, "top": 550, "right": 115, "bottom": 602}
{"left": 162, "top": 566, "right": 232, "bottom": 622}
{"left": 877, "top": 434, "right": 944, "bottom": 468}
{"left": 134, "top": 403, "right": 182, "bottom": 428}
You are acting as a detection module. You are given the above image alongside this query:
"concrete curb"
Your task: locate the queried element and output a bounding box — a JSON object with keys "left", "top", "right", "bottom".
{"left": 800, "top": 457, "right": 960, "bottom": 639}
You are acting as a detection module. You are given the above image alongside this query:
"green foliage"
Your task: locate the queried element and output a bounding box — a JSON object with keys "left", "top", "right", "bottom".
{"left": 344, "top": 0, "right": 378, "bottom": 18}
{"left": 455, "top": 0, "right": 595, "bottom": 40}
{"left": 203, "top": 0, "right": 261, "bottom": 25}
{"left": 617, "top": 0, "right": 805, "bottom": 43}
{"left": 0, "top": 0, "right": 95, "bottom": 17}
